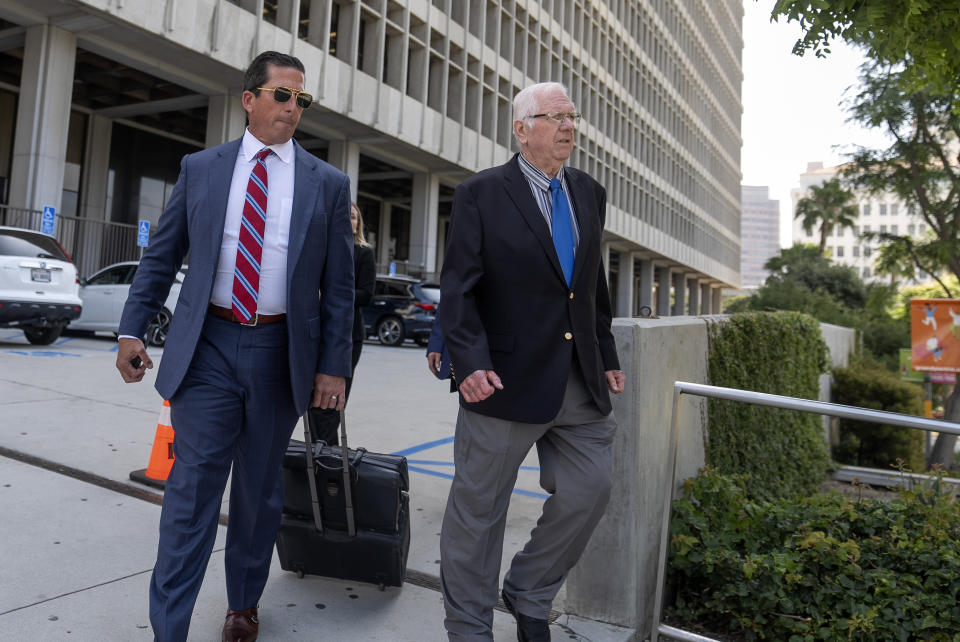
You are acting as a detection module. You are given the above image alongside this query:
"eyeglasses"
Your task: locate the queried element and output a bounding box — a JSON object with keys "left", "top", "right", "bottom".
{"left": 526, "top": 112, "right": 582, "bottom": 126}
{"left": 256, "top": 86, "right": 313, "bottom": 109}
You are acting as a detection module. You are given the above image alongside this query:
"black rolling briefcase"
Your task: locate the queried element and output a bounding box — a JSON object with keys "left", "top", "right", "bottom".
{"left": 275, "top": 409, "right": 410, "bottom": 589}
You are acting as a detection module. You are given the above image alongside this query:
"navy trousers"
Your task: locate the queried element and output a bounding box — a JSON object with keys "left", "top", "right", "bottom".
{"left": 149, "top": 314, "right": 300, "bottom": 642}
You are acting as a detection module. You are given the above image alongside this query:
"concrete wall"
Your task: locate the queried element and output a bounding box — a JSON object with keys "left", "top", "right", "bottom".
{"left": 564, "top": 316, "right": 856, "bottom": 639}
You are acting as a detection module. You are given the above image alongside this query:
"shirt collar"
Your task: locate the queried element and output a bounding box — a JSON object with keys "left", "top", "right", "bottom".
{"left": 518, "top": 152, "right": 564, "bottom": 191}
{"left": 242, "top": 128, "right": 294, "bottom": 164}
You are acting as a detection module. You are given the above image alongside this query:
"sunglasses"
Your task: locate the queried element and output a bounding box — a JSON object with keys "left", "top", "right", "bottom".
{"left": 256, "top": 86, "right": 313, "bottom": 109}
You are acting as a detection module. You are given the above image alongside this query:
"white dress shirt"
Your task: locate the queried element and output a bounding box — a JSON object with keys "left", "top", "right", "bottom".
{"left": 210, "top": 128, "right": 296, "bottom": 315}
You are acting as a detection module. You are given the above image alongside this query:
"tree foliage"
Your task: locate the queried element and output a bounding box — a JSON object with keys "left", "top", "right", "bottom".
{"left": 839, "top": 63, "right": 960, "bottom": 466}
{"left": 793, "top": 178, "right": 859, "bottom": 256}
{"left": 770, "top": 0, "right": 960, "bottom": 93}
{"left": 727, "top": 245, "right": 907, "bottom": 369}
{"left": 842, "top": 64, "right": 960, "bottom": 297}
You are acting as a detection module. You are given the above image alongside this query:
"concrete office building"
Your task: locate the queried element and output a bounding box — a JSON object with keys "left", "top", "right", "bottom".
{"left": 791, "top": 162, "right": 927, "bottom": 282}
{"left": 740, "top": 185, "right": 778, "bottom": 288}
{"left": 0, "top": 0, "right": 742, "bottom": 315}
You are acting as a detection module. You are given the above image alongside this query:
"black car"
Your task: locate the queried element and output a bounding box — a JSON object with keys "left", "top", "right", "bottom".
{"left": 361, "top": 275, "right": 436, "bottom": 347}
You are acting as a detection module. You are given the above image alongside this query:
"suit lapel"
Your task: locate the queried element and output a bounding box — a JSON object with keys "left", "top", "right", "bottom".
{"left": 565, "top": 169, "right": 595, "bottom": 287}
{"left": 503, "top": 156, "right": 568, "bottom": 286}
{"left": 205, "top": 139, "right": 242, "bottom": 265}
{"left": 286, "top": 141, "right": 320, "bottom": 279}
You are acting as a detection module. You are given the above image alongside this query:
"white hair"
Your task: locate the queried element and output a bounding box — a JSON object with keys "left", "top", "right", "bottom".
{"left": 512, "top": 82, "right": 572, "bottom": 143}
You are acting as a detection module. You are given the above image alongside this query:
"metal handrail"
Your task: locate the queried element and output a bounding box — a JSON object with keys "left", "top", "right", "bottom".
{"left": 652, "top": 381, "right": 960, "bottom": 642}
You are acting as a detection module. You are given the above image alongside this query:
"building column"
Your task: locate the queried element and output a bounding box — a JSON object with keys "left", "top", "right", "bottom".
{"left": 377, "top": 203, "right": 393, "bottom": 268}
{"left": 712, "top": 287, "right": 722, "bottom": 315}
{"left": 277, "top": 0, "right": 301, "bottom": 35}
{"left": 409, "top": 172, "right": 439, "bottom": 277}
{"left": 638, "top": 259, "right": 654, "bottom": 315}
{"left": 601, "top": 242, "right": 611, "bottom": 281}
{"left": 327, "top": 140, "right": 360, "bottom": 202}
{"left": 616, "top": 251, "right": 636, "bottom": 317}
{"left": 672, "top": 271, "right": 686, "bottom": 316}
{"left": 656, "top": 266, "right": 672, "bottom": 316}
{"left": 9, "top": 24, "right": 77, "bottom": 213}
{"left": 687, "top": 277, "right": 700, "bottom": 315}
{"left": 205, "top": 93, "right": 247, "bottom": 147}
{"left": 76, "top": 115, "right": 113, "bottom": 276}
{"left": 700, "top": 282, "right": 712, "bottom": 314}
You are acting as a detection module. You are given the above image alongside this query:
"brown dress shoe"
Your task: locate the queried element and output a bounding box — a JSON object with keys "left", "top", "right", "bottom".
{"left": 222, "top": 606, "right": 259, "bottom": 642}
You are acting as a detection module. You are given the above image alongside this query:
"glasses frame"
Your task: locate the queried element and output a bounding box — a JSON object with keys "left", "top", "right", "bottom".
{"left": 255, "top": 86, "right": 314, "bottom": 109}
{"left": 526, "top": 112, "right": 582, "bottom": 126}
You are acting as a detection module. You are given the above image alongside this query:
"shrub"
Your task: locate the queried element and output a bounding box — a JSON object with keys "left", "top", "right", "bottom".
{"left": 667, "top": 468, "right": 960, "bottom": 640}
{"left": 707, "top": 312, "right": 831, "bottom": 500}
{"left": 832, "top": 356, "right": 925, "bottom": 473}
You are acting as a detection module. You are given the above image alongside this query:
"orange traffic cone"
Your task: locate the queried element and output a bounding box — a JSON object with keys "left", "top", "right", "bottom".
{"left": 130, "top": 400, "right": 175, "bottom": 490}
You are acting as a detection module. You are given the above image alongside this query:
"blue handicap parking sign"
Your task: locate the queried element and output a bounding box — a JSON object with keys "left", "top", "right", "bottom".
{"left": 41, "top": 207, "right": 56, "bottom": 236}
{"left": 137, "top": 220, "right": 150, "bottom": 247}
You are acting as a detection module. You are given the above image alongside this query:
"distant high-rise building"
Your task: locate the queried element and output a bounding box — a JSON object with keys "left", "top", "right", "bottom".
{"left": 740, "top": 186, "right": 780, "bottom": 288}
{"left": 791, "top": 162, "right": 926, "bottom": 282}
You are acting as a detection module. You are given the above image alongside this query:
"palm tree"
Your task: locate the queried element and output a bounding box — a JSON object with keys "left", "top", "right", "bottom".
{"left": 794, "top": 178, "right": 859, "bottom": 256}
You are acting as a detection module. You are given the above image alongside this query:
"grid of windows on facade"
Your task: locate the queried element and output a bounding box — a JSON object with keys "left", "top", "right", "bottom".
{"left": 226, "top": 0, "right": 742, "bottom": 272}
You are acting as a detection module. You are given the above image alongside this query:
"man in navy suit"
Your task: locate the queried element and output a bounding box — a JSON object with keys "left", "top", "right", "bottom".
{"left": 438, "top": 82, "right": 625, "bottom": 641}
{"left": 115, "top": 51, "right": 354, "bottom": 642}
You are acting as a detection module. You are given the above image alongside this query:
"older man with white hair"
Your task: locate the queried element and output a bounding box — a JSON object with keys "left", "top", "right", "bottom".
{"left": 437, "top": 82, "right": 625, "bottom": 641}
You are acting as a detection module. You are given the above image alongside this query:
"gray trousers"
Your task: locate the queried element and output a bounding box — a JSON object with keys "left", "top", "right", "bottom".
{"left": 440, "top": 367, "right": 617, "bottom": 640}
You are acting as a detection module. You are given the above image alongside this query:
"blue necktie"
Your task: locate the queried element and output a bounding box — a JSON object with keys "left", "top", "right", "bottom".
{"left": 549, "top": 178, "right": 575, "bottom": 286}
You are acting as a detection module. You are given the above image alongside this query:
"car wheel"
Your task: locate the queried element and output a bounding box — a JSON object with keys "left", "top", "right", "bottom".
{"left": 147, "top": 308, "right": 172, "bottom": 347}
{"left": 376, "top": 316, "right": 405, "bottom": 347}
{"left": 23, "top": 324, "right": 64, "bottom": 346}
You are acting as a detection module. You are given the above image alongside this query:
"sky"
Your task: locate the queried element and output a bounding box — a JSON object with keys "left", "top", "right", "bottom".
{"left": 740, "top": 0, "right": 892, "bottom": 247}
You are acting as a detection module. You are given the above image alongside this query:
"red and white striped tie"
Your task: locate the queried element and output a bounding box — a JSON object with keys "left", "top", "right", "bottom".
{"left": 232, "top": 148, "right": 271, "bottom": 323}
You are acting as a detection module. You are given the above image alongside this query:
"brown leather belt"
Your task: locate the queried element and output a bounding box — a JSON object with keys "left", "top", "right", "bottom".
{"left": 208, "top": 304, "right": 286, "bottom": 326}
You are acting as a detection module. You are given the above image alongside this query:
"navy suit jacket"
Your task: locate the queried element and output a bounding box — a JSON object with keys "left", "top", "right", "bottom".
{"left": 426, "top": 322, "right": 451, "bottom": 380}
{"left": 119, "top": 138, "right": 354, "bottom": 415}
{"left": 438, "top": 154, "right": 619, "bottom": 424}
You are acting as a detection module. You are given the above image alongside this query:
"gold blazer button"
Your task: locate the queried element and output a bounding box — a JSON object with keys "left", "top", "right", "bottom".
{"left": 564, "top": 332, "right": 573, "bottom": 340}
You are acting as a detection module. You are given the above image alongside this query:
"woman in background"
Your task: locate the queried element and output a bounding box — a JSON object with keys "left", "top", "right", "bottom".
{"left": 310, "top": 202, "right": 377, "bottom": 443}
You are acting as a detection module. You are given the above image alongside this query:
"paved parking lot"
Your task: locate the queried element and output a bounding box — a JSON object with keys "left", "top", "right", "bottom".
{"left": 0, "top": 329, "right": 625, "bottom": 641}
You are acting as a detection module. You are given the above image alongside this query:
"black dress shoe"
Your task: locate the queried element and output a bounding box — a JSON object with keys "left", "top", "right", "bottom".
{"left": 501, "top": 589, "right": 550, "bottom": 642}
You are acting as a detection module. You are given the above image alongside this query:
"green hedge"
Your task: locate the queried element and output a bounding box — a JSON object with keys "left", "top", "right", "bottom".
{"left": 667, "top": 468, "right": 960, "bottom": 640}
{"left": 832, "top": 357, "right": 926, "bottom": 472}
{"left": 707, "top": 312, "right": 831, "bottom": 500}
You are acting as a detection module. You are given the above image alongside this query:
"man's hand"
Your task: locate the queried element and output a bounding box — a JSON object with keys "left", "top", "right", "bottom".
{"left": 116, "top": 337, "right": 153, "bottom": 383}
{"left": 313, "top": 373, "right": 346, "bottom": 411}
{"left": 427, "top": 352, "right": 442, "bottom": 377}
{"left": 459, "top": 369, "right": 503, "bottom": 403}
{"left": 605, "top": 369, "right": 625, "bottom": 394}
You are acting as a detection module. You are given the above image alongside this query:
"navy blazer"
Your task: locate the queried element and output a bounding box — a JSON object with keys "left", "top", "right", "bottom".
{"left": 425, "top": 322, "right": 451, "bottom": 380}
{"left": 438, "top": 154, "right": 619, "bottom": 424}
{"left": 119, "top": 138, "right": 355, "bottom": 415}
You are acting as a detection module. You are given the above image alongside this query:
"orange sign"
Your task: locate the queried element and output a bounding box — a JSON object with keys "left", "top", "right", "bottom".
{"left": 910, "top": 299, "right": 960, "bottom": 372}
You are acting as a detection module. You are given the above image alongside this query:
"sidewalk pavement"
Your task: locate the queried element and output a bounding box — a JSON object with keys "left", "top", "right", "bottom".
{"left": 0, "top": 331, "right": 632, "bottom": 641}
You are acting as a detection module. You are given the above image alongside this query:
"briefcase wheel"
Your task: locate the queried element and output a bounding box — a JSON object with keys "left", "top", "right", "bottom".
{"left": 297, "top": 569, "right": 305, "bottom": 579}
{"left": 378, "top": 582, "right": 385, "bottom": 592}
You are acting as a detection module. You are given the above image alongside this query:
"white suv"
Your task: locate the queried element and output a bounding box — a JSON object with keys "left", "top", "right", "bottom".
{"left": 0, "top": 226, "right": 82, "bottom": 345}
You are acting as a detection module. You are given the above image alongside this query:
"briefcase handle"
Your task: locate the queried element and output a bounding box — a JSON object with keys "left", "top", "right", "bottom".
{"left": 315, "top": 447, "right": 367, "bottom": 476}
{"left": 302, "top": 407, "right": 357, "bottom": 537}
